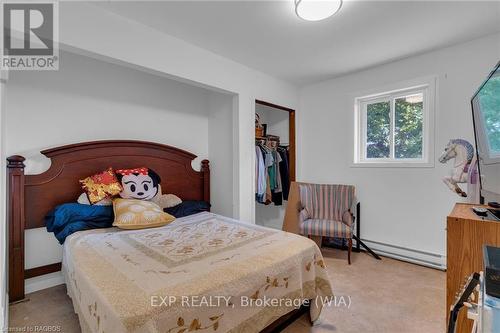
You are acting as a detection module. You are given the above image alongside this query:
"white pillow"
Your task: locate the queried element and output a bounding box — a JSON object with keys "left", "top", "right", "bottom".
{"left": 77, "top": 193, "right": 113, "bottom": 206}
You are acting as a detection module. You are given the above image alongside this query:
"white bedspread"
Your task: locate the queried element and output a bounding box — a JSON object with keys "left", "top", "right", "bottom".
{"left": 62, "top": 212, "right": 333, "bottom": 333}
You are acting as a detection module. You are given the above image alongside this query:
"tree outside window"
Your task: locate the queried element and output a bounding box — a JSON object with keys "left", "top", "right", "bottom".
{"left": 355, "top": 83, "right": 432, "bottom": 166}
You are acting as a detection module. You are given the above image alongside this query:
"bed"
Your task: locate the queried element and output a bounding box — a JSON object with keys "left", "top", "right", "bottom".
{"left": 7, "top": 140, "right": 333, "bottom": 332}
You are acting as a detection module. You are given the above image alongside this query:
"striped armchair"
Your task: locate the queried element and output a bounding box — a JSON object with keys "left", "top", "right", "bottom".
{"left": 298, "top": 183, "right": 355, "bottom": 264}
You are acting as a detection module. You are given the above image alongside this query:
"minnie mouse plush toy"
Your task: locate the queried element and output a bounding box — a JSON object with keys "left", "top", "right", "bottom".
{"left": 115, "top": 167, "right": 182, "bottom": 209}
{"left": 115, "top": 167, "right": 161, "bottom": 200}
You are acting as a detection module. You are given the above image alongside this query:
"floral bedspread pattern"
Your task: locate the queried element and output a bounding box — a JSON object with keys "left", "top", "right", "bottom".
{"left": 62, "top": 212, "right": 333, "bottom": 333}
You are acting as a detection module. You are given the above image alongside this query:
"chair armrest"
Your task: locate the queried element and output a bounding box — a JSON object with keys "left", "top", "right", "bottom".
{"left": 299, "top": 208, "right": 309, "bottom": 223}
{"left": 342, "top": 209, "right": 355, "bottom": 227}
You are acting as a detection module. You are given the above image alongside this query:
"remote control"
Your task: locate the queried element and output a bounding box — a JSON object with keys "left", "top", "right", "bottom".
{"left": 472, "top": 207, "right": 488, "bottom": 216}
{"left": 488, "top": 202, "right": 500, "bottom": 209}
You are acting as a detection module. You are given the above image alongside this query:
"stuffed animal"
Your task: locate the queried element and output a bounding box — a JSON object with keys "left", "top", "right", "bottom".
{"left": 115, "top": 167, "right": 182, "bottom": 209}
{"left": 77, "top": 167, "right": 182, "bottom": 209}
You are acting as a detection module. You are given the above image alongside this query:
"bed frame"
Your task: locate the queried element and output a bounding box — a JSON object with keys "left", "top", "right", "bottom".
{"left": 7, "top": 140, "right": 210, "bottom": 303}
{"left": 7, "top": 140, "right": 308, "bottom": 332}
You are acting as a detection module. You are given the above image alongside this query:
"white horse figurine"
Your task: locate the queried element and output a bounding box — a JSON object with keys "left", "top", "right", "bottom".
{"left": 439, "top": 139, "right": 475, "bottom": 197}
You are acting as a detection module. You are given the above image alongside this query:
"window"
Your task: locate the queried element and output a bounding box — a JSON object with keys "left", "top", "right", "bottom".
{"left": 354, "top": 79, "right": 435, "bottom": 166}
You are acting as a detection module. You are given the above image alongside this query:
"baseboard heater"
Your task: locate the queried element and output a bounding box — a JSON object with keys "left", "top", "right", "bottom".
{"left": 360, "top": 239, "right": 446, "bottom": 270}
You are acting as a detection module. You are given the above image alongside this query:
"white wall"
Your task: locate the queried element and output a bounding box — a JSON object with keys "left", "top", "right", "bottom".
{"left": 6, "top": 52, "right": 211, "bottom": 168}
{"left": 208, "top": 92, "right": 235, "bottom": 217}
{"left": 5, "top": 50, "right": 234, "bottom": 292}
{"left": 298, "top": 33, "right": 500, "bottom": 267}
{"left": 256, "top": 104, "right": 290, "bottom": 144}
{"left": 57, "top": 2, "right": 299, "bottom": 223}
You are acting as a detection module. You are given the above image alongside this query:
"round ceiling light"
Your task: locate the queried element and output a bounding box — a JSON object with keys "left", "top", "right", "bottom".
{"left": 295, "top": 0, "right": 342, "bottom": 21}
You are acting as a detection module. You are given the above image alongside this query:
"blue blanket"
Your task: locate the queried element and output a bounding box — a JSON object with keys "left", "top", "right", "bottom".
{"left": 45, "top": 203, "right": 114, "bottom": 244}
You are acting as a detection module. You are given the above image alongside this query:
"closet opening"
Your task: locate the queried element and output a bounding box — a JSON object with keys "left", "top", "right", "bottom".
{"left": 255, "top": 99, "right": 295, "bottom": 230}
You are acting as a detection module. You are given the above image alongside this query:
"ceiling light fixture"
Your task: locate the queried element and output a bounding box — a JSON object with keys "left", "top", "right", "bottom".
{"left": 295, "top": 0, "right": 342, "bottom": 21}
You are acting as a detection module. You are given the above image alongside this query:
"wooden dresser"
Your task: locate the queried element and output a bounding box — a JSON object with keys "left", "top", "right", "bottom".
{"left": 447, "top": 203, "right": 500, "bottom": 333}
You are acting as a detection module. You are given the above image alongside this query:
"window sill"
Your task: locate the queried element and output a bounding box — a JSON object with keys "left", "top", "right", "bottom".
{"left": 351, "top": 161, "right": 434, "bottom": 168}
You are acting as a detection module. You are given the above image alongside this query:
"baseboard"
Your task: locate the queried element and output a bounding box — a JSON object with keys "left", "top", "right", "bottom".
{"left": 361, "top": 239, "right": 446, "bottom": 270}
{"left": 25, "top": 271, "right": 64, "bottom": 294}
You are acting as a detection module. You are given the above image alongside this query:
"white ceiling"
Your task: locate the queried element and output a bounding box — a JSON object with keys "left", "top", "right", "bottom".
{"left": 95, "top": 1, "right": 500, "bottom": 85}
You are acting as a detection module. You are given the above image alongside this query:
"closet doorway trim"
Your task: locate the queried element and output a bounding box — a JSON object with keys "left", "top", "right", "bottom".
{"left": 255, "top": 99, "right": 296, "bottom": 182}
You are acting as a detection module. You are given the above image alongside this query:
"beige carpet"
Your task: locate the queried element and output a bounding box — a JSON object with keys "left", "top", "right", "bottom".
{"left": 283, "top": 248, "right": 445, "bottom": 333}
{"left": 9, "top": 250, "right": 445, "bottom": 333}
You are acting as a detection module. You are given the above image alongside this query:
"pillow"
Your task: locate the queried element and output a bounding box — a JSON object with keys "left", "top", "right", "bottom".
{"left": 164, "top": 201, "right": 211, "bottom": 218}
{"left": 153, "top": 192, "right": 182, "bottom": 209}
{"left": 45, "top": 203, "right": 114, "bottom": 244}
{"left": 113, "top": 198, "right": 175, "bottom": 229}
{"left": 77, "top": 193, "right": 112, "bottom": 206}
{"left": 80, "top": 168, "right": 122, "bottom": 204}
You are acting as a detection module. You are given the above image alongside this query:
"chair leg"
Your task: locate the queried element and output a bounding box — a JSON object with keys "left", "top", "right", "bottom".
{"left": 309, "top": 235, "right": 322, "bottom": 248}
{"left": 347, "top": 238, "right": 352, "bottom": 265}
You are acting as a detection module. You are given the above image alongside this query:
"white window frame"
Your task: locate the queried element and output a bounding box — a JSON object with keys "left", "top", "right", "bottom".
{"left": 353, "top": 77, "right": 436, "bottom": 168}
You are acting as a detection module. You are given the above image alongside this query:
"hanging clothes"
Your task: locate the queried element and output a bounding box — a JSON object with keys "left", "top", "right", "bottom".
{"left": 263, "top": 145, "right": 274, "bottom": 205}
{"left": 271, "top": 149, "right": 283, "bottom": 206}
{"left": 278, "top": 147, "right": 290, "bottom": 201}
{"left": 255, "top": 145, "right": 266, "bottom": 202}
{"left": 255, "top": 139, "right": 290, "bottom": 206}
{"left": 256, "top": 143, "right": 273, "bottom": 205}
{"left": 265, "top": 173, "right": 272, "bottom": 205}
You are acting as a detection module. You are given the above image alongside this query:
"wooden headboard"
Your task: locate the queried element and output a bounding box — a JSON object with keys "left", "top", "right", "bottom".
{"left": 7, "top": 140, "right": 210, "bottom": 302}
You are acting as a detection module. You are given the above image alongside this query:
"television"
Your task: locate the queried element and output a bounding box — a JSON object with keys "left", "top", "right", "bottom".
{"left": 472, "top": 61, "right": 500, "bottom": 204}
